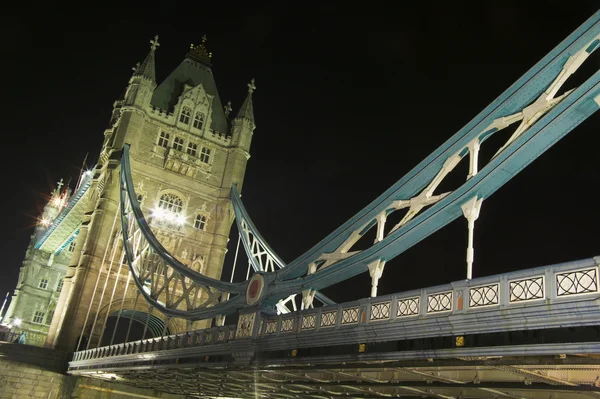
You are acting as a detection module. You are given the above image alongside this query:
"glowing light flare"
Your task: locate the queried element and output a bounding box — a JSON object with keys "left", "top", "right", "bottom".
{"left": 150, "top": 208, "right": 187, "bottom": 226}
{"left": 40, "top": 219, "right": 50, "bottom": 227}
{"left": 12, "top": 318, "right": 21, "bottom": 327}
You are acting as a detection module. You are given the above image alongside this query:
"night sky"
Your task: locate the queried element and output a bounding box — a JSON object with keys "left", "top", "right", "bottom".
{"left": 1, "top": 3, "right": 599, "bottom": 308}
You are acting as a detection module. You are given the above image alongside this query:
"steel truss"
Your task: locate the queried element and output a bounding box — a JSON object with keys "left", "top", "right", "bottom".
{"left": 119, "top": 11, "right": 600, "bottom": 320}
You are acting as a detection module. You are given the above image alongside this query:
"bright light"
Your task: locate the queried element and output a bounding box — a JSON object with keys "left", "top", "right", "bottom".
{"left": 84, "top": 170, "right": 93, "bottom": 176}
{"left": 52, "top": 197, "right": 62, "bottom": 206}
{"left": 176, "top": 215, "right": 186, "bottom": 225}
{"left": 151, "top": 208, "right": 165, "bottom": 218}
{"left": 40, "top": 219, "right": 50, "bottom": 226}
{"left": 13, "top": 318, "right": 21, "bottom": 327}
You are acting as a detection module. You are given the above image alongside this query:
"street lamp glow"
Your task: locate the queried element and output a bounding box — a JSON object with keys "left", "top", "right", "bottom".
{"left": 13, "top": 318, "right": 21, "bottom": 327}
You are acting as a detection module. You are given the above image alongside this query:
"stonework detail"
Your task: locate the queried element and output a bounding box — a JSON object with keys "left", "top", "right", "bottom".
{"left": 5, "top": 36, "right": 257, "bottom": 351}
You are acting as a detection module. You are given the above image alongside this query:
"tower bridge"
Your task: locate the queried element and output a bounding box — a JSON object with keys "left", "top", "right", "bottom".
{"left": 2, "top": 8, "right": 600, "bottom": 399}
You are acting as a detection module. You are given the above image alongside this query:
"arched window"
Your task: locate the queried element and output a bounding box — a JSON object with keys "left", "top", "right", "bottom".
{"left": 200, "top": 147, "right": 211, "bottom": 164}
{"left": 187, "top": 142, "right": 198, "bottom": 157}
{"left": 193, "top": 112, "right": 204, "bottom": 129}
{"left": 68, "top": 241, "right": 76, "bottom": 252}
{"left": 157, "top": 131, "right": 170, "bottom": 147}
{"left": 179, "top": 106, "right": 191, "bottom": 124}
{"left": 158, "top": 193, "right": 184, "bottom": 215}
{"left": 194, "top": 214, "right": 207, "bottom": 230}
{"left": 172, "top": 137, "right": 184, "bottom": 151}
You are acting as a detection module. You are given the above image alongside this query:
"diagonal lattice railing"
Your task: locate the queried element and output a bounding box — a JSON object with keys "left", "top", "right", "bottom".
{"left": 120, "top": 144, "right": 246, "bottom": 320}
{"left": 231, "top": 185, "right": 335, "bottom": 312}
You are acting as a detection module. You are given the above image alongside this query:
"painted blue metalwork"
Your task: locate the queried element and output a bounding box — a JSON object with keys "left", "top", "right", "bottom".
{"left": 117, "top": 11, "right": 600, "bottom": 319}
{"left": 265, "top": 12, "right": 600, "bottom": 288}
{"left": 34, "top": 173, "right": 94, "bottom": 250}
{"left": 230, "top": 185, "right": 335, "bottom": 306}
{"left": 120, "top": 144, "right": 246, "bottom": 319}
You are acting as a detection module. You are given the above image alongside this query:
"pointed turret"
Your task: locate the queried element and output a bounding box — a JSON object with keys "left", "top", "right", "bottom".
{"left": 230, "top": 79, "right": 257, "bottom": 152}
{"left": 133, "top": 35, "right": 159, "bottom": 82}
{"left": 235, "top": 79, "right": 256, "bottom": 124}
{"left": 123, "top": 35, "right": 160, "bottom": 108}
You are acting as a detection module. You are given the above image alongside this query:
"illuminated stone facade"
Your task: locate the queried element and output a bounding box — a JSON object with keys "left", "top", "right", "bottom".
{"left": 5, "top": 36, "right": 256, "bottom": 351}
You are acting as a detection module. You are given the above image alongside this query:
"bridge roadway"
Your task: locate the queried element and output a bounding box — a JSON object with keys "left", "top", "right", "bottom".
{"left": 66, "top": 257, "right": 600, "bottom": 398}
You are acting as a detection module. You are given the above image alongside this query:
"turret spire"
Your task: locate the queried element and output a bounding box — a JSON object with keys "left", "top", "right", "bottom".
{"left": 235, "top": 79, "right": 256, "bottom": 122}
{"left": 133, "top": 35, "right": 159, "bottom": 82}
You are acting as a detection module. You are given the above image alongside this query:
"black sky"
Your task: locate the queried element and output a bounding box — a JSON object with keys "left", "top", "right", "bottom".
{"left": 1, "top": 3, "right": 599, "bottom": 305}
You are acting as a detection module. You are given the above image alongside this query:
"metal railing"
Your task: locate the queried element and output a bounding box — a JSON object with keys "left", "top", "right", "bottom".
{"left": 72, "top": 325, "right": 235, "bottom": 362}
{"left": 257, "top": 257, "right": 600, "bottom": 337}
{"left": 71, "top": 257, "right": 600, "bottom": 364}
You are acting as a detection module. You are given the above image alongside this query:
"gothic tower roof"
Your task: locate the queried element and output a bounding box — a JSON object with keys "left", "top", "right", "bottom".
{"left": 151, "top": 36, "right": 229, "bottom": 134}
{"left": 235, "top": 79, "right": 256, "bottom": 123}
{"left": 133, "top": 35, "right": 159, "bottom": 82}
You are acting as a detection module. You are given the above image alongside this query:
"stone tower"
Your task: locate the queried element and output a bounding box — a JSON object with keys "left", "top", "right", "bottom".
{"left": 45, "top": 35, "right": 256, "bottom": 351}
{"left": 2, "top": 181, "right": 75, "bottom": 346}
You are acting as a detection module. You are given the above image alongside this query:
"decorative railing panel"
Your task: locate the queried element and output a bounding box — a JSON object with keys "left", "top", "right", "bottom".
{"left": 321, "top": 311, "right": 337, "bottom": 327}
{"left": 397, "top": 297, "right": 420, "bottom": 317}
{"left": 341, "top": 307, "right": 360, "bottom": 325}
{"left": 427, "top": 291, "right": 453, "bottom": 313}
{"left": 301, "top": 314, "right": 316, "bottom": 330}
{"left": 265, "top": 320, "right": 277, "bottom": 335}
{"left": 281, "top": 318, "right": 294, "bottom": 333}
{"left": 509, "top": 277, "right": 544, "bottom": 302}
{"left": 370, "top": 302, "right": 391, "bottom": 321}
{"left": 556, "top": 267, "right": 598, "bottom": 297}
{"left": 469, "top": 284, "right": 499, "bottom": 308}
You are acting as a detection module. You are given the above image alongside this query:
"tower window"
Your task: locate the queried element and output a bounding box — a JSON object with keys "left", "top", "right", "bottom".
{"left": 33, "top": 310, "right": 45, "bottom": 324}
{"left": 56, "top": 278, "right": 64, "bottom": 293}
{"left": 194, "top": 214, "right": 207, "bottom": 230}
{"left": 187, "top": 142, "right": 198, "bottom": 157}
{"left": 38, "top": 278, "right": 48, "bottom": 290}
{"left": 68, "top": 241, "right": 76, "bottom": 252}
{"left": 173, "top": 137, "right": 184, "bottom": 152}
{"left": 158, "top": 131, "right": 170, "bottom": 148}
{"left": 193, "top": 112, "right": 205, "bottom": 129}
{"left": 200, "top": 147, "right": 212, "bottom": 164}
{"left": 158, "top": 193, "right": 183, "bottom": 215}
{"left": 179, "top": 106, "right": 191, "bottom": 124}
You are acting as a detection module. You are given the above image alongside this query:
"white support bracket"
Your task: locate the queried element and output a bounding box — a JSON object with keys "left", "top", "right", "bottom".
{"left": 461, "top": 196, "right": 483, "bottom": 280}
{"left": 367, "top": 259, "right": 386, "bottom": 297}
{"left": 301, "top": 289, "right": 316, "bottom": 310}
{"left": 467, "top": 140, "right": 480, "bottom": 179}
{"left": 215, "top": 314, "right": 225, "bottom": 327}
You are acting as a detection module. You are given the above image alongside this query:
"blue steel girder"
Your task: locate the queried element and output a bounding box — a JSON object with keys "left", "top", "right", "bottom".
{"left": 120, "top": 145, "right": 247, "bottom": 320}
{"left": 256, "top": 12, "right": 600, "bottom": 303}
{"left": 230, "top": 185, "right": 335, "bottom": 307}
{"left": 118, "top": 11, "right": 600, "bottom": 319}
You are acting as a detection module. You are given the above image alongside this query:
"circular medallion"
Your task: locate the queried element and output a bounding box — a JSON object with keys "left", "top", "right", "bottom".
{"left": 246, "top": 273, "right": 265, "bottom": 306}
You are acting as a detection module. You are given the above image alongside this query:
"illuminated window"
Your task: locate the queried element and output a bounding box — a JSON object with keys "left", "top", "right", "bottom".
{"left": 194, "top": 214, "right": 207, "bottom": 230}
{"left": 193, "top": 112, "right": 204, "bottom": 129}
{"left": 158, "top": 193, "right": 183, "bottom": 215}
{"left": 187, "top": 142, "right": 198, "bottom": 157}
{"left": 173, "top": 137, "right": 184, "bottom": 151}
{"left": 200, "top": 147, "right": 211, "bottom": 164}
{"left": 33, "top": 310, "right": 45, "bottom": 324}
{"left": 56, "top": 278, "right": 64, "bottom": 293}
{"left": 158, "top": 131, "right": 170, "bottom": 147}
{"left": 38, "top": 278, "right": 48, "bottom": 290}
{"left": 68, "top": 241, "right": 76, "bottom": 252}
{"left": 179, "top": 106, "right": 191, "bottom": 124}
